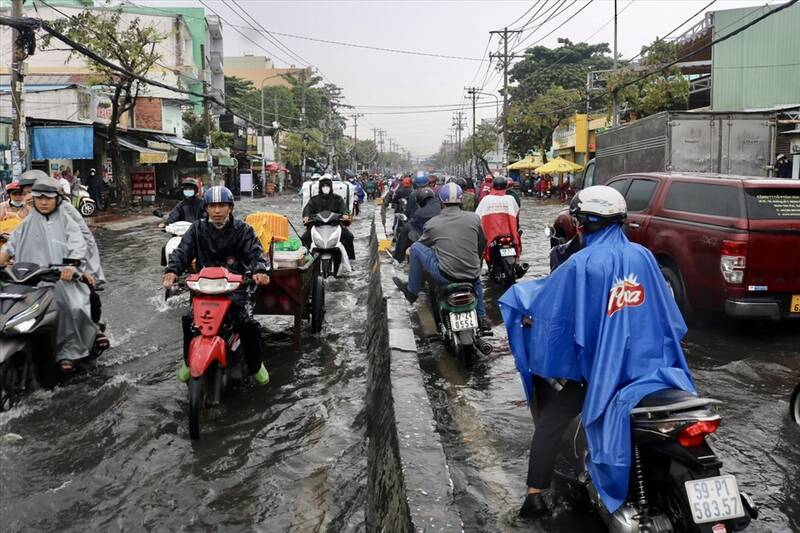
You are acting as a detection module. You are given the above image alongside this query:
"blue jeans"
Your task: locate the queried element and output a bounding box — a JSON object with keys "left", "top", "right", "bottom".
{"left": 407, "top": 242, "right": 486, "bottom": 317}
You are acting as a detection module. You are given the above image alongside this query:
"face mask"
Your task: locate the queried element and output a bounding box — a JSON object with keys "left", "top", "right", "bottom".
{"left": 321, "top": 186, "right": 331, "bottom": 195}
{"left": 210, "top": 216, "right": 229, "bottom": 229}
{"left": 183, "top": 189, "right": 196, "bottom": 198}
{"left": 9, "top": 200, "right": 24, "bottom": 208}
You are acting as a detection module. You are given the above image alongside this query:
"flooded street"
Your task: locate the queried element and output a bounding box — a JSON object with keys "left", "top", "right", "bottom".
{"left": 0, "top": 195, "right": 371, "bottom": 532}
{"left": 0, "top": 195, "right": 798, "bottom": 532}
{"left": 412, "top": 199, "right": 800, "bottom": 533}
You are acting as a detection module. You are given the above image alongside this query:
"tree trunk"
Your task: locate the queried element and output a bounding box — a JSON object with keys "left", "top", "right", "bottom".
{"left": 108, "top": 83, "right": 132, "bottom": 208}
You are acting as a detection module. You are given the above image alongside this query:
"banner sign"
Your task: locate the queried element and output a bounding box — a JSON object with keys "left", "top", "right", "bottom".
{"left": 131, "top": 166, "right": 156, "bottom": 197}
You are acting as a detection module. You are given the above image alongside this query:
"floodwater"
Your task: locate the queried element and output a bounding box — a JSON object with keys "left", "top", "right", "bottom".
{"left": 412, "top": 200, "right": 800, "bottom": 532}
{"left": 0, "top": 195, "right": 371, "bottom": 532}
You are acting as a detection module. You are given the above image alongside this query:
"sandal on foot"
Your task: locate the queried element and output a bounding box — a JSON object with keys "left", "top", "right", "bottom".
{"left": 58, "top": 360, "right": 75, "bottom": 373}
{"left": 94, "top": 333, "right": 110, "bottom": 351}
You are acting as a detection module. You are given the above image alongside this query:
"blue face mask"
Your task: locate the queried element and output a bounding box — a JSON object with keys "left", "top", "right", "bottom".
{"left": 183, "top": 189, "right": 196, "bottom": 198}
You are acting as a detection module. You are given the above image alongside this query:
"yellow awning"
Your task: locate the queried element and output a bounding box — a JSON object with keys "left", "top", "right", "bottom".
{"left": 535, "top": 157, "right": 583, "bottom": 174}
{"left": 507, "top": 155, "right": 542, "bottom": 170}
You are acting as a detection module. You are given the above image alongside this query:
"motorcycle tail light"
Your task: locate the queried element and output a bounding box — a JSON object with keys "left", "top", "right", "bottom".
{"left": 678, "top": 419, "right": 720, "bottom": 448}
{"left": 187, "top": 277, "right": 241, "bottom": 295}
{"left": 448, "top": 292, "right": 475, "bottom": 307}
{"left": 500, "top": 236, "right": 512, "bottom": 244}
{"left": 720, "top": 240, "right": 747, "bottom": 284}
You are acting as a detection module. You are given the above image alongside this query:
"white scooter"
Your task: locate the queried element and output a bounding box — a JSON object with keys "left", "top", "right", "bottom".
{"left": 161, "top": 221, "right": 192, "bottom": 299}
{"left": 308, "top": 211, "right": 351, "bottom": 279}
{"left": 73, "top": 183, "right": 97, "bottom": 217}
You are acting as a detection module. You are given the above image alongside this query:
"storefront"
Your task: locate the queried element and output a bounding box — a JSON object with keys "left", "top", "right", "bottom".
{"left": 29, "top": 124, "right": 96, "bottom": 181}
{"left": 551, "top": 114, "right": 609, "bottom": 167}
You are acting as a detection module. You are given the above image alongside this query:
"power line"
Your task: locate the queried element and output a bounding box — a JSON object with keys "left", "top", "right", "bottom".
{"left": 513, "top": 0, "right": 595, "bottom": 52}
{"left": 627, "top": 0, "right": 717, "bottom": 63}
{"left": 507, "top": 1, "right": 543, "bottom": 29}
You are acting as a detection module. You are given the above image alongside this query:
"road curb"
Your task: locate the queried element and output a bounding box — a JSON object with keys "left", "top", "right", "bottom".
{"left": 365, "top": 211, "right": 463, "bottom": 532}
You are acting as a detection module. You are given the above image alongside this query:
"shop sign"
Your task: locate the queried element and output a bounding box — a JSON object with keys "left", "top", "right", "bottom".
{"left": 134, "top": 98, "right": 163, "bottom": 131}
{"left": 552, "top": 122, "right": 577, "bottom": 150}
{"left": 93, "top": 95, "right": 113, "bottom": 124}
{"left": 131, "top": 166, "right": 156, "bottom": 197}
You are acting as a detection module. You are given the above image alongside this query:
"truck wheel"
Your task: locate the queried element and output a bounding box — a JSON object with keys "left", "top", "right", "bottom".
{"left": 660, "top": 265, "right": 694, "bottom": 323}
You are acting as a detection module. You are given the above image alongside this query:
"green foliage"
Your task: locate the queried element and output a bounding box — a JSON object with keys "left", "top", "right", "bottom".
{"left": 507, "top": 86, "right": 582, "bottom": 158}
{"left": 607, "top": 41, "right": 689, "bottom": 118}
{"left": 182, "top": 110, "right": 232, "bottom": 149}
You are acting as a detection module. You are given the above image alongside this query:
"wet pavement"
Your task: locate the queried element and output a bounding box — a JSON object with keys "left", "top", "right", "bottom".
{"left": 411, "top": 199, "right": 800, "bottom": 532}
{"left": 1, "top": 195, "right": 798, "bottom": 532}
{"left": 0, "top": 194, "right": 371, "bottom": 532}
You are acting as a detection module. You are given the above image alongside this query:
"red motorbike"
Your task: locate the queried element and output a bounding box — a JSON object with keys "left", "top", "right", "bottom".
{"left": 184, "top": 266, "right": 251, "bottom": 440}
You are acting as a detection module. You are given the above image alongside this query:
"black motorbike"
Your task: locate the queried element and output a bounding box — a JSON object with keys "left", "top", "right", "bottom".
{"left": 391, "top": 198, "right": 408, "bottom": 239}
{"left": 487, "top": 234, "right": 529, "bottom": 290}
{"left": 0, "top": 263, "right": 105, "bottom": 410}
{"left": 427, "top": 281, "right": 492, "bottom": 366}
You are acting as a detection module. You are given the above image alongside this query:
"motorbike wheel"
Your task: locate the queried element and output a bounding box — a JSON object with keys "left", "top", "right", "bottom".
{"left": 456, "top": 342, "right": 476, "bottom": 367}
{"left": 79, "top": 200, "right": 96, "bottom": 217}
{"left": 501, "top": 261, "right": 516, "bottom": 291}
{"left": 0, "top": 356, "right": 29, "bottom": 412}
{"left": 791, "top": 384, "right": 800, "bottom": 424}
{"left": 311, "top": 275, "right": 325, "bottom": 333}
{"left": 188, "top": 375, "right": 206, "bottom": 440}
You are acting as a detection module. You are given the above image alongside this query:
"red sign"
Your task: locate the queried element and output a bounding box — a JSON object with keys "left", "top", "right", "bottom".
{"left": 607, "top": 274, "right": 646, "bottom": 317}
{"left": 131, "top": 166, "right": 156, "bottom": 197}
{"left": 134, "top": 98, "right": 163, "bottom": 131}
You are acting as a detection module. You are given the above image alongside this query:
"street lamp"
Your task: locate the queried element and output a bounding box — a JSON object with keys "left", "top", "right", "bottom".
{"left": 260, "top": 73, "right": 288, "bottom": 187}
{"left": 474, "top": 91, "right": 503, "bottom": 170}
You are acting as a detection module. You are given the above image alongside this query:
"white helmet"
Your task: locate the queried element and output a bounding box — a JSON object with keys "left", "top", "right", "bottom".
{"left": 310, "top": 173, "right": 322, "bottom": 181}
{"left": 569, "top": 185, "right": 627, "bottom": 232}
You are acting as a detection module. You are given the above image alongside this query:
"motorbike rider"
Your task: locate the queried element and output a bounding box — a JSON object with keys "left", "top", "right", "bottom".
{"left": 453, "top": 177, "right": 477, "bottom": 212}
{"left": 301, "top": 176, "right": 356, "bottom": 260}
{"left": 392, "top": 187, "right": 440, "bottom": 263}
{"left": 405, "top": 172, "right": 431, "bottom": 219}
{"left": 0, "top": 175, "right": 102, "bottom": 373}
{"left": 505, "top": 178, "right": 521, "bottom": 208}
{"left": 0, "top": 181, "right": 30, "bottom": 220}
{"left": 161, "top": 178, "right": 204, "bottom": 227}
{"left": 476, "top": 174, "right": 493, "bottom": 204}
{"left": 162, "top": 186, "right": 271, "bottom": 385}
{"left": 475, "top": 176, "right": 523, "bottom": 274}
{"left": 392, "top": 182, "right": 490, "bottom": 331}
{"left": 498, "top": 186, "right": 695, "bottom": 519}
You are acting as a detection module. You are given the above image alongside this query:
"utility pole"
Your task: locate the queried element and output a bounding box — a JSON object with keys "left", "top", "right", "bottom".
{"left": 612, "top": 0, "right": 619, "bottom": 126}
{"left": 466, "top": 87, "right": 479, "bottom": 179}
{"left": 349, "top": 113, "right": 363, "bottom": 170}
{"left": 273, "top": 93, "right": 280, "bottom": 165}
{"left": 489, "top": 27, "right": 522, "bottom": 169}
{"left": 452, "top": 112, "right": 465, "bottom": 176}
{"left": 377, "top": 129, "right": 385, "bottom": 153}
{"left": 300, "top": 68, "right": 308, "bottom": 180}
{"left": 10, "top": 0, "right": 26, "bottom": 178}
{"left": 200, "top": 44, "right": 214, "bottom": 185}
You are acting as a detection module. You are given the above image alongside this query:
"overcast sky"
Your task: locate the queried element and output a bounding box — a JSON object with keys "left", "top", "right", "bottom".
{"left": 149, "top": 0, "right": 769, "bottom": 156}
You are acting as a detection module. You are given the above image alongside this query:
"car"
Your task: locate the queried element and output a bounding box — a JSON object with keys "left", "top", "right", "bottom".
{"left": 554, "top": 173, "right": 800, "bottom": 321}
{"left": 611, "top": 173, "right": 800, "bottom": 320}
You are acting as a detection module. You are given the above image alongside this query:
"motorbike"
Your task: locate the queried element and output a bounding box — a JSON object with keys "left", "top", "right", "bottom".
{"left": 487, "top": 234, "right": 529, "bottom": 290}
{"left": 308, "top": 211, "right": 348, "bottom": 279}
{"left": 73, "top": 183, "right": 97, "bottom": 217}
{"left": 0, "top": 263, "right": 104, "bottom": 410}
{"left": 547, "top": 383, "right": 757, "bottom": 532}
{"left": 391, "top": 198, "right": 408, "bottom": 238}
{"left": 160, "top": 220, "right": 193, "bottom": 300}
{"left": 352, "top": 198, "right": 361, "bottom": 217}
{"left": 183, "top": 266, "right": 253, "bottom": 440}
{"left": 427, "top": 280, "right": 493, "bottom": 366}
{"left": 791, "top": 383, "right": 800, "bottom": 424}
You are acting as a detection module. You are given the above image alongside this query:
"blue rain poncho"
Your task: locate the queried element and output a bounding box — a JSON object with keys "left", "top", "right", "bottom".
{"left": 499, "top": 224, "right": 696, "bottom": 513}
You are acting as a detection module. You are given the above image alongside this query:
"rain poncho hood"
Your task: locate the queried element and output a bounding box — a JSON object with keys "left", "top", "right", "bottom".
{"left": 3, "top": 203, "right": 96, "bottom": 361}
{"left": 499, "top": 224, "right": 695, "bottom": 513}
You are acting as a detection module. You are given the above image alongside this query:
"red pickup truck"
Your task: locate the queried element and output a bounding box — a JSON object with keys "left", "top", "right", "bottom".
{"left": 600, "top": 173, "right": 800, "bottom": 321}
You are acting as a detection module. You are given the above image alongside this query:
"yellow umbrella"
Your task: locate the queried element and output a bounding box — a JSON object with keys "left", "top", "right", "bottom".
{"left": 535, "top": 157, "right": 583, "bottom": 174}
{"left": 507, "top": 155, "right": 542, "bottom": 170}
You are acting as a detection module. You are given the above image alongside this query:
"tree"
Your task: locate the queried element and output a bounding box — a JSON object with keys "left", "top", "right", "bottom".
{"left": 606, "top": 40, "right": 689, "bottom": 119}
{"left": 506, "top": 86, "right": 582, "bottom": 158}
{"left": 44, "top": 7, "right": 165, "bottom": 208}
{"left": 463, "top": 121, "right": 499, "bottom": 159}
{"left": 182, "top": 110, "right": 231, "bottom": 149}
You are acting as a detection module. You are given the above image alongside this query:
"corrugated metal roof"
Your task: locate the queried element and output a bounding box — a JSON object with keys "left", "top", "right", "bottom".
{"left": 711, "top": 2, "right": 800, "bottom": 111}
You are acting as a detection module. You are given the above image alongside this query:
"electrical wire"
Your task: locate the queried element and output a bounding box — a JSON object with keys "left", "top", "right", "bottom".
{"left": 512, "top": 0, "right": 595, "bottom": 52}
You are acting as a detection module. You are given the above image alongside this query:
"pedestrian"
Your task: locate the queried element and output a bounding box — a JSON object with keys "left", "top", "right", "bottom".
{"left": 87, "top": 168, "right": 102, "bottom": 208}
{"left": 776, "top": 154, "right": 792, "bottom": 178}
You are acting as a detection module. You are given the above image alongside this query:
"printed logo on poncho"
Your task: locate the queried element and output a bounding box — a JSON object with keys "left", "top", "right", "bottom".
{"left": 607, "top": 274, "right": 646, "bottom": 317}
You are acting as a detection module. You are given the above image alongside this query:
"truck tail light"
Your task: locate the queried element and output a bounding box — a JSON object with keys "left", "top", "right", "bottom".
{"left": 720, "top": 240, "right": 747, "bottom": 284}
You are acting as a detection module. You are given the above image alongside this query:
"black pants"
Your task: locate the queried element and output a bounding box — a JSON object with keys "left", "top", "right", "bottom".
{"left": 392, "top": 224, "right": 419, "bottom": 263}
{"left": 526, "top": 377, "right": 587, "bottom": 489}
{"left": 89, "top": 286, "right": 102, "bottom": 323}
{"left": 301, "top": 226, "right": 356, "bottom": 260}
{"left": 182, "top": 299, "right": 262, "bottom": 375}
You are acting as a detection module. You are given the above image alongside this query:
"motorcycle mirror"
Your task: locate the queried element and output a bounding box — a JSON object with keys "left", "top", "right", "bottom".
{"left": 152, "top": 209, "right": 163, "bottom": 218}
{"left": 543, "top": 226, "right": 555, "bottom": 238}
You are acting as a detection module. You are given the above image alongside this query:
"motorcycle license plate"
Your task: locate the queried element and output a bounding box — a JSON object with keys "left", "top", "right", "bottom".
{"left": 499, "top": 247, "right": 517, "bottom": 257}
{"left": 449, "top": 311, "right": 477, "bottom": 331}
{"left": 790, "top": 294, "right": 800, "bottom": 313}
{"left": 684, "top": 475, "right": 745, "bottom": 524}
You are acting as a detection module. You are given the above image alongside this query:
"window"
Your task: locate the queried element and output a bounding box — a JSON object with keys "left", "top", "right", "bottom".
{"left": 744, "top": 188, "right": 800, "bottom": 219}
{"left": 608, "top": 179, "right": 629, "bottom": 195}
{"left": 625, "top": 179, "right": 658, "bottom": 212}
{"left": 664, "top": 182, "right": 743, "bottom": 218}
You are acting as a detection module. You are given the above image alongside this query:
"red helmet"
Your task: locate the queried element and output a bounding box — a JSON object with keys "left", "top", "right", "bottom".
{"left": 6, "top": 181, "right": 21, "bottom": 193}
{"left": 402, "top": 177, "right": 412, "bottom": 187}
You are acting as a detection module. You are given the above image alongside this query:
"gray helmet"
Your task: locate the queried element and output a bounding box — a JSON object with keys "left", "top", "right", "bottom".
{"left": 19, "top": 169, "right": 48, "bottom": 187}
{"left": 180, "top": 177, "right": 199, "bottom": 191}
{"left": 31, "top": 175, "right": 63, "bottom": 198}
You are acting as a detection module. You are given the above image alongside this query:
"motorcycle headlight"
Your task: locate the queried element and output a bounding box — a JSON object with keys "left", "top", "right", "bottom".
{"left": 186, "top": 277, "right": 240, "bottom": 295}
{"left": 13, "top": 318, "right": 37, "bottom": 333}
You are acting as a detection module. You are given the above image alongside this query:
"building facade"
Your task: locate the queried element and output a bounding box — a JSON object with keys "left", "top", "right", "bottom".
{"left": 224, "top": 54, "right": 312, "bottom": 88}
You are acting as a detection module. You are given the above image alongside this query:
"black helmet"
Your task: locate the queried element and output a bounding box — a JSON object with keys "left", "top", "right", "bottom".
{"left": 180, "top": 177, "right": 199, "bottom": 191}
{"left": 492, "top": 176, "right": 507, "bottom": 190}
{"left": 453, "top": 177, "right": 467, "bottom": 189}
{"left": 417, "top": 187, "right": 435, "bottom": 206}
{"left": 319, "top": 176, "right": 333, "bottom": 191}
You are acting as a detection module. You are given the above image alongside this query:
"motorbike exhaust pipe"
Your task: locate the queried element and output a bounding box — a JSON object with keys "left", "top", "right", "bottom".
{"left": 476, "top": 337, "right": 493, "bottom": 356}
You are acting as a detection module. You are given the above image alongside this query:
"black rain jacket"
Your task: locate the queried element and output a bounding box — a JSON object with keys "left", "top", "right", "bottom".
{"left": 303, "top": 193, "right": 349, "bottom": 219}
{"left": 165, "top": 217, "right": 268, "bottom": 277}
{"left": 165, "top": 196, "right": 205, "bottom": 225}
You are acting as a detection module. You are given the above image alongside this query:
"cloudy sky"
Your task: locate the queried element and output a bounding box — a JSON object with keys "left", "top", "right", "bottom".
{"left": 151, "top": 0, "right": 769, "bottom": 157}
